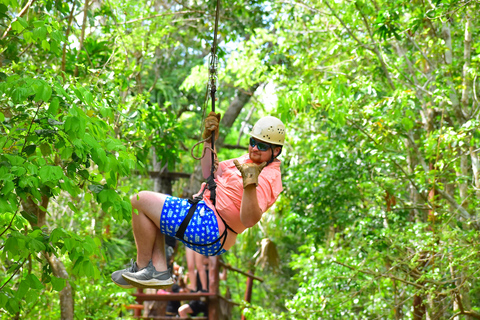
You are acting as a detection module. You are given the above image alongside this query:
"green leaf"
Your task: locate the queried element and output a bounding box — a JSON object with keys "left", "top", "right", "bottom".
{"left": 0, "top": 292, "right": 8, "bottom": 309}
{"left": 50, "top": 277, "right": 66, "bottom": 292}
{"left": 50, "top": 30, "right": 64, "bottom": 42}
{"left": 0, "top": 4, "right": 8, "bottom": 15}
{"left": 67, "top": 201, "right": 77, "bottom": 213}
{"left": 83, "top": 91, "right": 93, "bottom": 105}
{"left": 64, "top": 238, "right": 76, "bottom": 252}
{"left": 4, "top": 236, "right": 18, "bottom": 256}
{"left": 88, "top": 184, "right": 104, "bottom": 193}
{"left": 20, "top": 210, "right": 38, "bottom": 225}
{"left": 36, "top": 82, "right": 52, "bottom": 102}
{"left": 26, "top": 274, "right": 43, "bottom": 290}
{"left": 28, "top": 238, "right": 46, "bottom": 252}
{"left": 11, "top": 20, "right": 25, "bottom": 33}
{"left": 50, "top": 228, "right": 67, "bottom": 244}
{"left": 0, "top": 112, "right": 4, "bottom": 122}
{"left": 49, "top": 97, "right": 60, "bottom": 115}
{"left": 2, "top": 180, "right": 15, "bottom": 195}
{"left": 15, "top": 279, "right": 30, "bottom": 300}
{"left": 23, "top": 30, "right": 33, "bottom": 43}
{"left": 38, "top": 166, "right": 63, "bottom": 182}
{"left": 7, "top": 297, "right": 20, "bottom": 314}
{"left": 17, "top": 16, "right": 29, "bottom": 28}
{"left": 23, "top": 144, "right": 36, "bottom": 156}
{"left": 33, "top": 26, "right": 47, "bottom": 40}
{"left": 41, "top": 39, "right": 50, "bottom": 51}
{"left": 40, "top": 143, "right": 51, "bottom": 156}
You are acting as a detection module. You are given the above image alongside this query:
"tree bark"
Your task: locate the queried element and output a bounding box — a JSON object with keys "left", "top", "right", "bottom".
{"left": 46, "top": 253, "right": 74, "bottom": 320}
{"left": 1, "top": 0, "right": 36, "bottom": 39}
{"left": 22, "top": 196, "right": 75, "bottom": 320}
{"left": 442, "top": 21, "right": 466, "bottom": 124}
{"left": 461, "top": 13, "right": 472, "bottom": 111}
{"left": 471, "top": 146, "right": 480, "bottom": 199}
{"left": 74, "top": 0, "right": 90, "bottom": 77}
{"left": 62, "top": 1, "right": 76, "bottom": 76}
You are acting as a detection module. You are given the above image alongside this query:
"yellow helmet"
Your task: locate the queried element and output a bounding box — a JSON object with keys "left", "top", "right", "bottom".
{"left": 250, "top": 116, "right": 286, "bottom": 146}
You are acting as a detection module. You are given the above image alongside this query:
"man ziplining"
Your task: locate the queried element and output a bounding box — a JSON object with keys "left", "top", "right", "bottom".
{"left": 111, "top": 114, "right": 286, "bottom": 289}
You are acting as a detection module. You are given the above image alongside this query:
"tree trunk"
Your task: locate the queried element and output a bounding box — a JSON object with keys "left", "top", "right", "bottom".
{"left": 74, "top": 0, "right": 90, "bottom": 77}
{"left": 471, "top": 146, "right": 480, "bottom": 199}
{"left": 413, "top": 294, "right": 426, "bottom": 320}
{"left": 46, "top": 253, "right": 75, "bottom": 320}
{"left": 22, "top": 196, "right": 75, "bottom": 320}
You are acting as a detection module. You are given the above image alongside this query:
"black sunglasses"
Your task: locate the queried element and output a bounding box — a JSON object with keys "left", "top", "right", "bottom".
{"left": 249, "top": 137, "right": 272, "bottom": 151}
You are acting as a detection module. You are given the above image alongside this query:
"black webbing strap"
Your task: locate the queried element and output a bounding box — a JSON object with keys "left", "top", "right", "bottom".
{"left": 175, "top": 197, "right": 202, "bottom": 241}
{"left": 206, "top": 175, "right": 217, "bottom": 206}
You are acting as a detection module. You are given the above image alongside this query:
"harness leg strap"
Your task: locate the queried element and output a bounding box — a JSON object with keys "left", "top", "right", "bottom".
{"left": 175, "top": 199, "right": 199, "bottom": 240}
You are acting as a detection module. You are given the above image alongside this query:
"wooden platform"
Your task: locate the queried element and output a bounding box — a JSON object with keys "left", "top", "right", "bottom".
{"left": 134, "top": 292, "right": 216, "bottom": 303}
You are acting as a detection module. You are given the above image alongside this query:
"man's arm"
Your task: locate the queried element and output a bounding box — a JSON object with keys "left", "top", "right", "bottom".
{"left": 239, "top": 185, "right": 263, "bottom": 227}
{"left": 201, "top": 142, "right": 215, "bottom": 179}
{"left": 234, "top": 160, "right": 267, "bottom": 228}
{"left": 200, "top": 112, "right": 221, "bottom": 179}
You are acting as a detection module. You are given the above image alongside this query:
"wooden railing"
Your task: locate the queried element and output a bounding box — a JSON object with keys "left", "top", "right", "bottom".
{"left": 129, "top": 256, "right": 263, "bottom": 320}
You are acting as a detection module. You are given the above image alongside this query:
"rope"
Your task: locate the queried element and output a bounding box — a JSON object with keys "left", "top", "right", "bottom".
{"left": 190, "top": 135, "right": 216, "bottom": 161}
{"left": 190, "top": 0, "right": 221, "bottom": 174}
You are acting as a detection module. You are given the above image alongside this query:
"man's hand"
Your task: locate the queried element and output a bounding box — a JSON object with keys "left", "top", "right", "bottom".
{"left": 233, "top": 160, "right": 267, "bottom": 189}
{"left": 202, "top": 111, "right": 221, "bottom": 140}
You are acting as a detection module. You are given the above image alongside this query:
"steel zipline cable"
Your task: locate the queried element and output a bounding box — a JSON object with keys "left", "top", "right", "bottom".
{"left": 208, "top": 0, "right": 221, "bottom": 177}
{"left": 191, "top": 0, "right": 222, "bottom": 176}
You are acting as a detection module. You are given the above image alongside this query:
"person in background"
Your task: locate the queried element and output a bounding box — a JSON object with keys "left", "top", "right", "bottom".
{"left": 185, "top": 248, "right": 209, "bottom": 292}
{"left": 178, "top": 251, "right": 210, "bottom": 318}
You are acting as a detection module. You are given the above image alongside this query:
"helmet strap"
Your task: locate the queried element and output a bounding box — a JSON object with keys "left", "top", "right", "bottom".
{"left": 267, "top": 146, "right": 282, "bottom": 165}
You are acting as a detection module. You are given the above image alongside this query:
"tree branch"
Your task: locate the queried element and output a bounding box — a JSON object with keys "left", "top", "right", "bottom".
{"left": 124, "top": 10, "right": 205, "bottom": 25}
{"left": 74, "top": 0, "right": 90, "bottom": 77}
{"left": 1, "top": 0, "right": 36, "bottom": 39}
{"left": 461, "top": 12, "right": 472, "bottom": 112}
{"left": 0, "top": 211, "right": 18, "bottom": 238}
{"left": 61, "top": 1, "right": 76, "bottom": 77}
{"left": 323, "top": 0, "right": 371, "bottom": 50}
{"left": 442, "top": 21, "right": 466, "bottom": 123}
{"left": 355, "top": 2, "right": 395, "bottom": 90}
{"left": 434, "top": 187, "right": 475, "bottom": 224}
{"left": 332, "top": 260, "right": 425, "bottom": 289}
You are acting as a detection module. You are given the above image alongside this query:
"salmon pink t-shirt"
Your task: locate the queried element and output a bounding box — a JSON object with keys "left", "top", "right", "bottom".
{"left": 200, "top": 154, "right": 283, "bottom": 234}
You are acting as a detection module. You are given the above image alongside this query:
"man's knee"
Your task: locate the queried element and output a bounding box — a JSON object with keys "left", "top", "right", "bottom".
{"left": 178, "top": 304, "right": 192, "bottom": 316}
{"left": 130, "top": 191, "right": 146, "bottom": 207}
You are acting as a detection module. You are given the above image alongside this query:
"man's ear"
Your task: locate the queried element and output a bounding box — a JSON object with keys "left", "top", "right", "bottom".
{"left": 274, "top": 147, "right": 282, "bottom": 158}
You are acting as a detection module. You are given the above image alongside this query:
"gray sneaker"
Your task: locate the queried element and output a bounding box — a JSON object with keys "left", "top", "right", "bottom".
{"left": 122, "top": 260, "right": 174, "bottom": 289}
{"left": 111, "top": 259, "right": 138, "bottom": 288}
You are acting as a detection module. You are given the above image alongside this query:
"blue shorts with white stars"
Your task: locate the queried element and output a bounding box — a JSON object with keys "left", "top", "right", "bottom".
{"left": 160, "top": 196, "right": 227, "bottom": 256}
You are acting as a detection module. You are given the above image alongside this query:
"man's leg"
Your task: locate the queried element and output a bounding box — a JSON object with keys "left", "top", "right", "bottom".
{"left": 119, "top": 191, "right": 174, "bottom": 288}
{"left": 111, "top": 191, "right": 169, "bottom": 288}
{"left": 195, "top": 252, "right": 208, "bottom": 291}
{"left": 131, "top": 191, "right": 168, "bottom": 270}
{"left": 186, "top": 247, "right": 197, "bottom": 291}
{"left": 151, "top": 228, "right": 167, "bottom": 272}
{"left": 178, "top": 304, "right": 194, "bottom": 317}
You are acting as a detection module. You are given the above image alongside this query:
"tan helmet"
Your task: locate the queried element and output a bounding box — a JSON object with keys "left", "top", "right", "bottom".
{"left": 250, "top": 116, "right": 286, "bottom": 146}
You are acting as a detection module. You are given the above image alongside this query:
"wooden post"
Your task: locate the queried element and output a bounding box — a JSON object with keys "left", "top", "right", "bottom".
{"left": 134, "top": 288, "right": 143, "bottom": 318}
{"left": 241, "top": 274, "right": 254, "bottom": 320}
{"left": 208, "top": 256, "right": 219, "bottom": 320}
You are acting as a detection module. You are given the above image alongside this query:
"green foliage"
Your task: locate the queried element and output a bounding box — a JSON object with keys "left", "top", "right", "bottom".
{"left": 2, "top": 0, "right": 479, "bottom": 318}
